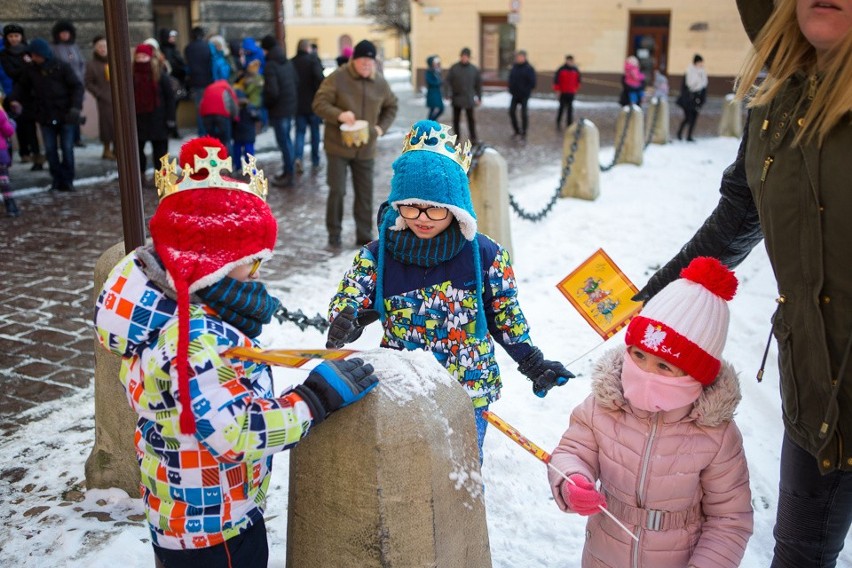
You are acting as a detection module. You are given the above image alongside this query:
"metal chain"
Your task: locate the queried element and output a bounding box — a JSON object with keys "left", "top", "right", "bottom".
{"left": 274, "top": 305, "right": 330, "bottom": 332}
{"left": 600, "top": 105, "right": 634, "bottom": 172}
{"left": 468, "top": 124, "right": 584, "bottom": 223}
{"left": 644, "top": 98, "right": 663, "bottom": 149}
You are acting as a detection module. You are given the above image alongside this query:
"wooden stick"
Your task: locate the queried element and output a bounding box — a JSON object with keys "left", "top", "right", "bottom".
{"left": 483, "top": 410, "right": 639, "bottom": 542}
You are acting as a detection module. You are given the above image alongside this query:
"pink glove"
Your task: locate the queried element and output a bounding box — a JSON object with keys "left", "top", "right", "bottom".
{"left": 560, "top": 474, "right": 606, "bottom": 516}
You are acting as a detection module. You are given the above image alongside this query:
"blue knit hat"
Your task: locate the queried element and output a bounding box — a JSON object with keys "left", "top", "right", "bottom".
{"left": 376, "top": 120, "right": 487, "bottom": 338}
{"left": 27, "top": 38, "right": 53, "bottom": 60}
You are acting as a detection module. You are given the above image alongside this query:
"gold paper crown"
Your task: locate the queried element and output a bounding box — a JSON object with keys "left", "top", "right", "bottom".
{"left": 155, "top": 146, "right": 269, "bottom": 201}
{"left": 400, "top": 123, "right": 472, "bottom": 173}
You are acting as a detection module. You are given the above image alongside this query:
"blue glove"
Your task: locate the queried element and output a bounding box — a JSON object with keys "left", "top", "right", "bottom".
{"left": 294, "top": 358, "right": 378, "bottom": 423}
{"left": 517, "top": 347, "right": 574, "bottom": 398}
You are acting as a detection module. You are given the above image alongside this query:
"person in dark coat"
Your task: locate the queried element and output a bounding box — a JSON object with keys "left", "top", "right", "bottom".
{"left": 84, "top": 35, "right": 114, "bottom": 159}
{"left": 553, "top": 54, "right": 581, "bottom": 128}
{"left": 425, "top": 55, "right": 443, "bottom": 121}
{"left": 291, "top": 38, "right": 324, "bottom": 173}
{"left": 444, "top": 47, "right": 482, "bottom": 144}
{"left": 676, "top": 54, "right": 708, "bottom": 142}
{"left": 9, "top": 38, "right": 83, "bottom": 192}
{"left": 132, "top": 43, "right": 175, "bottom": 178}
{"left": 51, "top": 20, "right": 86, "bottom": 147}
{"left": 184, "top": 26, "right": 212, "bottom": 135}
{"left": 260, "top": 35, "right": 298, "bottom": 187}
{"left": 0, "top": 23, "right": 43, "bottom": 168}
{"left": 507, "top": 49, "right": 536, "bottom": 139}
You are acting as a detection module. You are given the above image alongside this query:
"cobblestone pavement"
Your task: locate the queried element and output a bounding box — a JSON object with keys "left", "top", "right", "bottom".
{"left": 0, "top": 82, "right": 726, "bottom": 435}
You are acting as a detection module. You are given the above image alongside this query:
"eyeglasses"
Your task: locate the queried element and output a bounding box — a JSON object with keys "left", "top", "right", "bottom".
{"left": 398, "top": 205, "right": 450, "bottom": 221}
{"left": 247, "top": 258, "right": 263, "bottom": 278}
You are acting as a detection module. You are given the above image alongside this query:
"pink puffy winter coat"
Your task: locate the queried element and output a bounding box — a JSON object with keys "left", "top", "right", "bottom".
{"left": 548, "top": 348, "right": 753, "bottom": 568}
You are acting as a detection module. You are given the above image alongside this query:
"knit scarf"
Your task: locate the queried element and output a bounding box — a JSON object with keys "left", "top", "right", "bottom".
{"left": 196, "top": 276, "right": 281, "bottom": 338}
{"left": 383, "top": 220, "right": 466, "bottom": 268}
{"left": 133, "top": 61, "right": 159, "bottom": 114}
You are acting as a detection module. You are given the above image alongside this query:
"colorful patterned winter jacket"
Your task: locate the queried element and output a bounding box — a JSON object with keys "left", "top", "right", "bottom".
{"left": 94, "top": 250, "right": 314, "bottom": 550}
{"left": 548, "top": 348, "right": 753, "bottom": 568}
{"left": 329, "top": 234, "right": 534, "bottom": 407}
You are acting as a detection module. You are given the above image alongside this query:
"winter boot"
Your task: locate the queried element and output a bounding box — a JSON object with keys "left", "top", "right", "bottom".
{"left": 4, "top": 196, "right": 19, "bottom": 217}
{"left": 102, "top": 143, "right": 116, "bottom": 160}
{"left": 31, "top": 154, "right": 45, "bottom": 171}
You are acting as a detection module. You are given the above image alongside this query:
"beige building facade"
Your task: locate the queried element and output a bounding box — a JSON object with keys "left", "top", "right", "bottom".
{"left": 283, "top": 0, "right": 405, "bottom": 63}
{"left": 411, "top": 0, "right": 753, "bottom": 96}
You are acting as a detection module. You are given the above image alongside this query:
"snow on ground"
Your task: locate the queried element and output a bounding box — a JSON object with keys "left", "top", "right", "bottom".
{"left": 2, "top": 124, "right": 850, "bottom": 566}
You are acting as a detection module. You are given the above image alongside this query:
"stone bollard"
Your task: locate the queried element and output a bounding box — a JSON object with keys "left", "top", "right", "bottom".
{"left": 85, "top": 242, "right": 140, "bottom": 495}
{"left": 469, "top": 147, "right": 513, "bottom": 257}
{"left": 718, "top": 94, "right": 743, "bottom": 138}
{"left": 615, "top": 105, "right": 644, "bottom": 166}
{"left": 560, "top": 119, "right": 600, "bottom": 201}
{"left": 645, "top": 97, "right": 670, "bottom": 144}
{"left": 286, "top": 349, "right": 492, "bottom": 568}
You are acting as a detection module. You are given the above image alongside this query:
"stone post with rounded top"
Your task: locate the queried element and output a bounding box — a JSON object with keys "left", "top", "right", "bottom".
{"left": 469, "top": 147, "right": 513, "bottom": 258}
{"left": 561, "top": 119, "right": 600, "bottom": 200}
{"left": 85, "top": 242, "right": 140, "bottom": 495}
{"left": 615, "top": 104, "right": 644, "bottom": 166}
{"left": 286, "top": 349, "right": 492, "bottom": 567}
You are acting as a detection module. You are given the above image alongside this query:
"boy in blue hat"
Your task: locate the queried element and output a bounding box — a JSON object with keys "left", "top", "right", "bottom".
{"left": 326, "top": 120, "right": 573, "bottom": 452}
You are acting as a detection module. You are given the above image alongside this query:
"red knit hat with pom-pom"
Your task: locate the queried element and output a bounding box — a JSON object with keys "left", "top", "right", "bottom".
{"left": 625, "top": 257, "right": 738, "bottom": 385}
{"left": 149, "top": 136, "right": 276, "bottom": 433}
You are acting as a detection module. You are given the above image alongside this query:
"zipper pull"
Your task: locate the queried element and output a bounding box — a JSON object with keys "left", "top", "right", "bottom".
{"left": 761, "top": 156, "right": 774, "bottom": 182}
{"left": 757, "top": 295, "right": 785, "bottom": 382}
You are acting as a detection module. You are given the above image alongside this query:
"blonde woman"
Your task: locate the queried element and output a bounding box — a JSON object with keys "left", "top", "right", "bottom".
{"left": 635, "top": 1, "right": 852, "bottom": 566}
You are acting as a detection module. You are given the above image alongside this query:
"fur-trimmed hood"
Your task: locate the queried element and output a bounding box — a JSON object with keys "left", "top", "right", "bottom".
{"left": 590, "top": 347, "right": 742, "bottom": 427}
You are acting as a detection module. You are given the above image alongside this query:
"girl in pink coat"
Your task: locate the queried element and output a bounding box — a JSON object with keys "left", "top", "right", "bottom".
{"left": 549, "top": 257, "right": 753, "bottom": 568}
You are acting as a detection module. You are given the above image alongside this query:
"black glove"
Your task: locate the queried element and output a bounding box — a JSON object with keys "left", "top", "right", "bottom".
{"left": 325, "top": 306, "right": 380, "bottom": 349}
{"left": 294, "top": 358, "right": 378, "bottom": 423}
{"left": 64, "top": 108, "right": 82, "bottom": 125}
{"left": 517, "top": 347, "right": 574, "bottom": 398}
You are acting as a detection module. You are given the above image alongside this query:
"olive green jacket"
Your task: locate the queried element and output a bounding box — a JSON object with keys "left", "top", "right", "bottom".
{"left": 746, "top": 76, "right": 852, "bottom": 473}
{"left": 312, "top": 61, "right": 398, "bottom": 160}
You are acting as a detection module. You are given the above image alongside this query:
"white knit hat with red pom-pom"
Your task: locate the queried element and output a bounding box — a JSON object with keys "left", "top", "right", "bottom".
{"left": 149, "top": 136, "right": 277, "bottom": 434}
{"left": 625, "top": 257, "right": 738, "bottom": 385}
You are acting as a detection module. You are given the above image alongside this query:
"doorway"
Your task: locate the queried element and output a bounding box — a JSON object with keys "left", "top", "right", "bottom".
{"left": 152, "top": 0, "right": 192, "bottom": 52}
{"left": 627, "top": 12, "right": 670, "bottom": 80}
{"left": 480, "top": 16, "right": 515, "bottom": 83}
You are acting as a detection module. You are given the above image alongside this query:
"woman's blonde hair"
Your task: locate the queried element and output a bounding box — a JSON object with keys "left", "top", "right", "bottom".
{"left": 735, "top": 0, "right": 852, "bottom": 145}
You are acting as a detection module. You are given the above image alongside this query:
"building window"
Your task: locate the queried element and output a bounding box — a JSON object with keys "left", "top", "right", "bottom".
{"left": 357, "top": 0, "right": 366, "bottom": 13}
{"left": 336, "top": 0, "right": 345, "bottom": 15}
{"left": 294, "top": 0, "right": 302, "bottom": 16}
{"left": 313, "top": 0, "right": 321, "bottom": 15}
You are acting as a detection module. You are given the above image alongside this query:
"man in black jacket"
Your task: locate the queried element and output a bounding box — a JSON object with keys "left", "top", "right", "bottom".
{"left": 261, "top": 35, "right": 299, "bottom": 187}
{"left": 507, "top": 50, "right": 537, "bottom": 139}
{"left": 183, "top": 26, "right": 212, "bottom": 136}
{"left": 444, "top": 47, "right": 481, "bottom": 144}
{"left": 10, "top": 38, "right": 83, "bottom": 192}
{"left": 291, "top": 38, "right": 324, "bottom": 173}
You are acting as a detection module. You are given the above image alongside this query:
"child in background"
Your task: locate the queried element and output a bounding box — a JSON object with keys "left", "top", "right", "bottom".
{"left": 234, "top": 51, "right": 265, "bottom": 131}
{"left": 231, "top": 88, "right": 257, "bottom": 162}
{"left": 548, "top": 257, "right": 753, "bottom": 568}
{"left": 0, "top": 88, "right": 18, "bottom": 216}
{"left": 94, "top": 137, "right": 377, "bottom": 567}
{"left": 326, "top": 120, "right": 573, "bottom": 453}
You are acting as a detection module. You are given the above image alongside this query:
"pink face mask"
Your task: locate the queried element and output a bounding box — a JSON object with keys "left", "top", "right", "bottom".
{"left": 621, "top": 350, "right": 704, "bottom": 412}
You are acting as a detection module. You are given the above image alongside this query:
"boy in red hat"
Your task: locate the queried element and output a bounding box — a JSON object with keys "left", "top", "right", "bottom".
{"left": 547, "top": 257, "right": 753, "bottom": 568}
{"left": 94, "top": 137, "right": 378, "bottom": 567}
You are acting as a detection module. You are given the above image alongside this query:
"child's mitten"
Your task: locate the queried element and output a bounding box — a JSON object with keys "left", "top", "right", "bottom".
{"left": 561, "top": 474, "right": 606, "bottom": 516}
{"left": 517, "top": 347, "right": 574, "bottom": 397}
{"left": 293, "top": 358, "right": 378, "bottom": 423}
{"left": 326, "top": 306, "right": 380, "bottom": 348}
